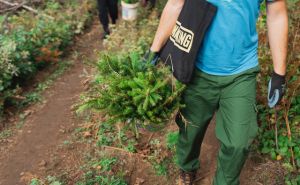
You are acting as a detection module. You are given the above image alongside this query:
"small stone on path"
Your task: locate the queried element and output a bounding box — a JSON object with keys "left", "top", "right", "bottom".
{"left": 134, "top": 178, "right": 145, "bottom": 185}
{"left": 38, "top": 160, "right": 47, "bottom": 167}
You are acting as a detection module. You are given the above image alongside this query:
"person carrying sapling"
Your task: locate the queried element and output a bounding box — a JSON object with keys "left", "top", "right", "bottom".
{"left": 145, "top": 0, "right": 288, "bottom": 184}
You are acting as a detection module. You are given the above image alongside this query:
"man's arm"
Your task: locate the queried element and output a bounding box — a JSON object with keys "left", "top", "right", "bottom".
{"left": 266, "top": 0, "right": 288, "bottom": 108}
{"left": 266, "top": 0, "right": 288, "bottom": 75}
{"left": 150, "top": 0, "right": 185, "bottom": 52}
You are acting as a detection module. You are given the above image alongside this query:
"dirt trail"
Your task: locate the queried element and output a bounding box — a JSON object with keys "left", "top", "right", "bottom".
{"left": 0, "top": 20, "right": 103, "bottom": 185}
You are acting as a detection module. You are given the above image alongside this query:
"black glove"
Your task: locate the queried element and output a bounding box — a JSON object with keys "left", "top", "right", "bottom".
{"left": 268, "top": 71, "right": 286, "bottom": 108}
{"left": 143, "top": 49, "right": 160, "bottom": 65}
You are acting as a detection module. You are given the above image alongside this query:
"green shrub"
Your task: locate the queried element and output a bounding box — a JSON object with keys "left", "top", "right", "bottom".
{"left": 78, "top": 51, "right": 185, "bottom": 130}
{"left": 0, "top": 0, "right": 95, "bottom": 116}
{"left": 77, "top": 7, "right": 185, "bottom": 131}
{"left": 0, "top": 39, "right": 19, "bottom": 114}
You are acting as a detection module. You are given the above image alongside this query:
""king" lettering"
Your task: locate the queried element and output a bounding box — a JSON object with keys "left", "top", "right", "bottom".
{"left": 170, "top": 21, "right": 194, "bottom": 53}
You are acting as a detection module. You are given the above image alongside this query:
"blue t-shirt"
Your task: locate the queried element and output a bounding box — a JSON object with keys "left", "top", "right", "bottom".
{"left": 196, "top": 0, "right": 270, "bottom": 75}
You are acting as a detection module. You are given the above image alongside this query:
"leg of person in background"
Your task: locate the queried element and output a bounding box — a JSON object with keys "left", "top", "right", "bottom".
{"left": 142, "top": 0, "right": 156, "bottom": 9}
{"left": 148, "top": 0, "right": 156, "bottom": 9}
{"left": 97, "top": 0, "right": 110, "bottom": 39}
{"left": 107, "top": 0, "right": 119, "bottom": 25}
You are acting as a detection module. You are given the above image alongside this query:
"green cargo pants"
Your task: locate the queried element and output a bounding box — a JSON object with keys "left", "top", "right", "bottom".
{"left": 175, "top": 66, "right": 260, "bottom": 185}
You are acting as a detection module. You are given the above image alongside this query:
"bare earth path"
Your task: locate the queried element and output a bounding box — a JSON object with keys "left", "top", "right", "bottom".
{"left": 0, "top": 20, "right": 102, "bottom": 185}
{"left": 0, "top": 20, "right": 265, "bottom": 185}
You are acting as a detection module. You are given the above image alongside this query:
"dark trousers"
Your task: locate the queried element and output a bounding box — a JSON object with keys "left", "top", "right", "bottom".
{"left": 97, "top": 0, "right": 118, "bottom": 29}
{"left": 146, "top": 0, "right": 156, "bottom": 8}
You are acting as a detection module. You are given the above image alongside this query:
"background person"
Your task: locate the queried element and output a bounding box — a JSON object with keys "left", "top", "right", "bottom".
{"left": 97, "top": 0, "right": 119, "bottom": 39}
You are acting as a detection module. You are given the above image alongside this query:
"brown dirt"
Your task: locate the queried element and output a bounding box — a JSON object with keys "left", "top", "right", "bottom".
{"left": 0, "top": 19, "right": 282, "bottom": 185}
{"left": 0, "top": 19, "right": 103, "bottom": 185}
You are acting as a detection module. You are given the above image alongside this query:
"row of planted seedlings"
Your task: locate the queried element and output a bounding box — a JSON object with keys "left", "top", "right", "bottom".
{"left": 0, "top": 0, "right": 96, "bottom": 119}
{"left": 255, "top": 1, "right": 300, "bottom": 183}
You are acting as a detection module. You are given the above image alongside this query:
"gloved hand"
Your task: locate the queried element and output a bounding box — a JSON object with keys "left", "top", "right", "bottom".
{"left": 143, "top": 49, "right": 160, "bottom": 65}
{"left": 268, "top": 71, "right": 286, "bottom": 108}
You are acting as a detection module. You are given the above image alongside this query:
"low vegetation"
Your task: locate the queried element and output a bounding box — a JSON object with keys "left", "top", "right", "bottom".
{"left": 0, "top": 0, "right": 95, "bottom": 119}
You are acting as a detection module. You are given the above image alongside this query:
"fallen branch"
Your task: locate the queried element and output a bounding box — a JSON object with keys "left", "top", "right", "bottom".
{"left": 0, "top": 0, "right": 54, "bottom": 20}
{"left": 0, "top": 1, "right": 25, "bottom": 13}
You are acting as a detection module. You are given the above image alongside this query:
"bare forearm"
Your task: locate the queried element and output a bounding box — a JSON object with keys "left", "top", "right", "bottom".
{"left": 150, "top": 0, "right": 185, "bottom": 52}
{"left": 266, "top": 0, "right": 288, "bottom": 75}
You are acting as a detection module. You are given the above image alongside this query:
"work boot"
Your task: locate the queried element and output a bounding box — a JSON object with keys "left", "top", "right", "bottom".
{"left": 102, "top": 26, "right": 110, "bottom": 39}
{"left": 178, "top": 169, "right": 196, "bottom": 185}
